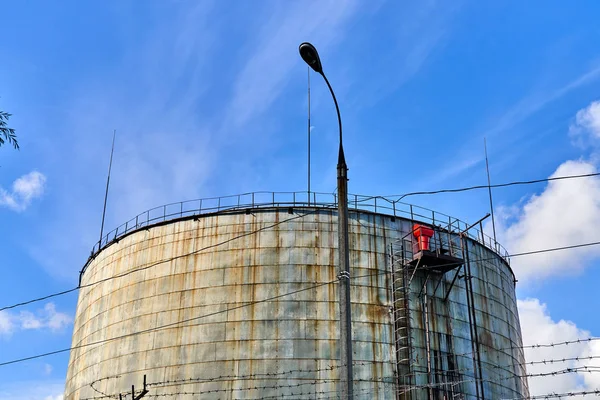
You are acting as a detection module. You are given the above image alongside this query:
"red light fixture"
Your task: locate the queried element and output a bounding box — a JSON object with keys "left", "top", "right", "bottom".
{"left": 413, "top": 224, "right": 434, "bottom": 251}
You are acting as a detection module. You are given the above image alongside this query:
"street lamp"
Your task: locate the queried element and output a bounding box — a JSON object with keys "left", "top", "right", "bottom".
{"left": 299, "top": 42, "right": 353, "bottom": 399}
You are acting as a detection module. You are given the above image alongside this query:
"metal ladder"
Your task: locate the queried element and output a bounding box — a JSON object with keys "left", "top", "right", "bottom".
{"left": 390, "top": 242, "right": 415, "bottom": 400}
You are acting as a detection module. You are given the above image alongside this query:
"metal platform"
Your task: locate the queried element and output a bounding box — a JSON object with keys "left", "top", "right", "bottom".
{"left": 408, "top": 250, "right": 464, "bottom": 273}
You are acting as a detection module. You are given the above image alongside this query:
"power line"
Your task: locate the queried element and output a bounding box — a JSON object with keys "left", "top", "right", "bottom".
{"left": 0, "top": 277, "right": 335, "bottom": 367}
{"left": 3, "top": 171, "right": 599, "bottom": 315}
{"left": 2, "top": 233, "right": 600, "bottom": 367}
{"left": 2, "top": 240, "right": 600, "bottom": 367}
{"left": 0, "top": 207, "right": 328, "bottom": 313}
{"left": 2, "top": 226, "right": 600, "bottom": 317}
{"left": 0, "top": 287, "right": 79, "bottom": 312}
{"left": 392, "top": 171, "right": 600, "bottom": 201}
{"left": 1, "top": 259, "right": 599, "bottom": 371}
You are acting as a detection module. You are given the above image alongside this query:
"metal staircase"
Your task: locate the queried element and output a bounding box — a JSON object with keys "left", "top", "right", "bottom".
{"left": 390, "top": 242, "right": 416, "bottom": 400}
{"left": 390, "top": 222, "right": 465, "bottom": 400}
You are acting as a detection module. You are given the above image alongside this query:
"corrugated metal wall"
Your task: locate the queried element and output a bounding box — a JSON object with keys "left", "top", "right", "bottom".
{"left": 64, "top": 206, "right": 528, "bottom": 400}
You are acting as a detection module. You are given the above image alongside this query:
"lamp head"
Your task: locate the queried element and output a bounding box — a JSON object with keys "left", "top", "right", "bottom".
{"left": 299, "top": 42, "right": 323, "bottom": 74}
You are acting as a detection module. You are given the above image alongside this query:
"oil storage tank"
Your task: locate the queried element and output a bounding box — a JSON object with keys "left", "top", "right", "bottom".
{"left": 64, "top": 192, "right": 529, "bottom": 399}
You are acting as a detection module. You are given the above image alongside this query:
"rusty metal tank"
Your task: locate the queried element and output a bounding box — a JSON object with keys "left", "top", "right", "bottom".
{"left": 64, "top": 192, "right": 529, "bottom": 399}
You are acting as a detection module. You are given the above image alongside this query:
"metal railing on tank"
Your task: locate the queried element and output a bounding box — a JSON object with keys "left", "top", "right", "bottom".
{"left": 89, "top": 191, "right": 509, "bottom": 265}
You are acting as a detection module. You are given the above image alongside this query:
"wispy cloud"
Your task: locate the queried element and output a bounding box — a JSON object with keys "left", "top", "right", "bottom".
{"left": 43, "top": 363, "right": 53, "bottom": 376}
{"left": 437, "top": 64, "right": 600, "bottom": 182}
{"left": 484, "top": 64, "right": 600, "bottom": 140}
{"left": 0, "top": 380, "right": 64, "bottom": 400}
{"left": 26, "top": 3, "right": 220, "bottom": 280}
{"left": 223, "top": 0, "right": 360, "bottom": 130}
{"left": 344, "top": 1, "right": 459, "bottom": 109}
{"left": 0, "top": 302, "right": 72, "bottom": 337}
{"left": 0, "top": 171, "right": 46, "bottom": 212}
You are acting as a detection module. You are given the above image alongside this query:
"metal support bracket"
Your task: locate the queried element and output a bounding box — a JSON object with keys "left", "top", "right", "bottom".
{"left": 337, "top": 271, "right": 350, "bottom": 281}
{"left": 119, "top": 375, "right": 148, "bottom": 400}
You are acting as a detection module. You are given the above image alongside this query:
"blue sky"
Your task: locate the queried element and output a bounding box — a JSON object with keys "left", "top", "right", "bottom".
{"left": 2, "top": 1, "right": 600, "bottom": 398}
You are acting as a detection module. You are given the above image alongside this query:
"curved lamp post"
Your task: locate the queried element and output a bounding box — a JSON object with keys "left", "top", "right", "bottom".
{"left": 299, "top": 42, "right": 353, "bottom": 399}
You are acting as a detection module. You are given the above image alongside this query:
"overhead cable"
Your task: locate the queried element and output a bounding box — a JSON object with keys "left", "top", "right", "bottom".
{"left": 392, "top": 171, "right": 600, "bottom": 202}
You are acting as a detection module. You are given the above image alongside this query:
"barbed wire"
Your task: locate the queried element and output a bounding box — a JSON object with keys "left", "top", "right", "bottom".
{"left": 84, "top": 363, "right": 600, "bottom": 400}
{"left": 86, "top": 356, "right": 600, "bottom": 399}
{"left": 505, "top": 389, "right": 600, "bottom": 400}
{"left": 528, "top": 355, "right": 600, "bottom": 366}
{"left": 84, "top": 377, "right": 395, "bottom": 400}
{"left": 144, "top": 361, "right": 376, "bottom": 389}
{"left": 90, "top": 374, "right": 122, "bottom": 399}
{"left": 423, "top": 334, "right": 600, "bottom": 367}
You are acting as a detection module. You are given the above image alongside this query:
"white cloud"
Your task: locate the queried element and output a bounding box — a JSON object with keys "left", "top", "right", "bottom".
{"left": 490, "top": 100, "right": 600, "bottom": 282}
{"left": 19, "top": 311, "right": 43, "bottom": 330}
{"left": 570, "top": 100, "right": 600, "bottom": 146}
{"left": 0, "top": 303, "right": 72, "bottom": 338}
{"left": 0, "top": 311, "right": 13, "bottom": 335}
{"left": 43, "top": 303, "right": 72, "bottom": 331}
{"left": 517, "top": 298, "right": 600, "bottom": 396}
{"left": 0, "top": 380, "right": 64, "bottom": 400}
{"left": 496, "top": 160, "right": 600, "bottom": 282}
{"left": 0, "top": 171, "right": 46, "bottom": 212}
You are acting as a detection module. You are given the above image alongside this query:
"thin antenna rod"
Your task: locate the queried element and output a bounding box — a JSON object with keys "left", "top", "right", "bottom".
{"left": 308, "top": 66, "right": 311, "bottom": 206}
{"left": 484, "top": 138, "right": 497, "bottom": 243}
{"left": 99, "top": 130, "right": 116, "bottom": 246}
